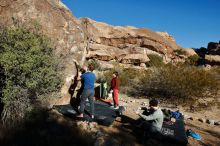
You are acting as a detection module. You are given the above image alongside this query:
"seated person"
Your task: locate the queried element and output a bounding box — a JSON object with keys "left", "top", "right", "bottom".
{"left": 136, "top": 99, "right": 164, "bottom": 138}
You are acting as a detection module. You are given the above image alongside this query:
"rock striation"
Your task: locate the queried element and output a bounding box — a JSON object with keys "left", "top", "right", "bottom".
{"left": 81, "top": 18, "right": 185, "bottom": 65}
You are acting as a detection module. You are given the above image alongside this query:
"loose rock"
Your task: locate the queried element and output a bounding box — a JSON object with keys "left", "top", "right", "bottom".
{"left": 206, "top": 119, "right": 215, "bottom": 125}
{"left": 198, "top": 118, "right": 206, "bottom": 123}
{"left": 214, "top": 121, "right": 220, "bottom": 126}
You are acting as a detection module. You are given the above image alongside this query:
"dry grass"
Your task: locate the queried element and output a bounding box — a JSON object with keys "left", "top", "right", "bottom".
{"left": 101, "top": 64, "right": 220, "bottom": 105}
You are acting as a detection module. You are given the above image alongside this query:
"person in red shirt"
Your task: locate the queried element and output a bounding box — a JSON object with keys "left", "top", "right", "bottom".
{"left": 109, "top": 71, "right": 119, "bottom": 109}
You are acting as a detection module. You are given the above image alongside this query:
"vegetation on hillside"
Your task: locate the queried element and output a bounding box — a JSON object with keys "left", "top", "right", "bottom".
{"left": 102, "top": 63, "right": 220, "bottom": 104}
{"left": 0, "top": 26, "right": 61, "bottom": 126}
{"left": 147, "top": 54, "right": 164, "bottom": 67}
{"left": 186, "top": 54, "right": 200, "bottom": 65}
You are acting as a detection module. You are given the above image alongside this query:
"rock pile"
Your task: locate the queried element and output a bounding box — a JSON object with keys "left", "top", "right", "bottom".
{"left": 183, "top": 114, "right": 220, "bottom": 126}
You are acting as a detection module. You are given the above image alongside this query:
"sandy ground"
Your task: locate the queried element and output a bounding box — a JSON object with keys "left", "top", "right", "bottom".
{"left": 51, "top": 94, "right": 220, "bottom": 146}
{"left": 99, "top": 95, "right": 220, "bottom": 146}
{"left": 185, "top": 120, "right": 220, "bottom": 146}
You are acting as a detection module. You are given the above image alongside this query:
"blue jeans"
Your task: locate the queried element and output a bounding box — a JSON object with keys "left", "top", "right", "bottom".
{"left": 79, "top": 89, "right": 94, "bottom": 116}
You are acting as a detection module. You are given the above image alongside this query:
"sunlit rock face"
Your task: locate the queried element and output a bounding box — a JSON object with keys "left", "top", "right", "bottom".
{"left": 208, "top": 42, "right": 220, "bottom": 55}
{"left": 81, "top": 18, "right": 185, "bottom": 65}
{"left": 0, "top": 0, "right": 189, "bottom": 103}
{"left": 0, "top": 0, "right": 88, "bottom": 102}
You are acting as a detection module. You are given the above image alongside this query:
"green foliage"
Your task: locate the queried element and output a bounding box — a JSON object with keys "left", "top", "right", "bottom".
{"left": 0, "top": 26, "right": 61, "bottom": 125}
{"left": 147, "top": 54, "right": 164, "bottom": 67}
{"left": 186, "top": 54, "right": 200, "bottom": 65}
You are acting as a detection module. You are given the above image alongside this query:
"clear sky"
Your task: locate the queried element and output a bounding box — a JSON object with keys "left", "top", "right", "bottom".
{"left": 61, "top": 0, "right": 220, "bottom": 48}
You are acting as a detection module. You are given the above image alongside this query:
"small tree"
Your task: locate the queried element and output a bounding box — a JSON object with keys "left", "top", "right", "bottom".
{"left": 0, "top": 26, "right": 61, "bottom": 126}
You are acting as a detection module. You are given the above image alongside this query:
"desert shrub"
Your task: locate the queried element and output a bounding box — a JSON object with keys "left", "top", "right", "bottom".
{"left": 174, "top": 49, "right": 187, "bottom": 56}
{"left": 102, "top": 65, "right": 151, "bottom": 94}
{"left": 87, "top": 59, "right": 101, "bottom": 71}
{"left": 101, "top": 62, "right": 219, "bottom": 103}
{"left": 147, "top": 54, "right": 164, "bottom": 67}
{"left": 0, "top": 26, "right": 61, "bottom": 126}
{"left": 186, "top": 54, "right": 200, "bottom": 65}
{"left": 139, "top": 64, "right": 220, "bottom": 101}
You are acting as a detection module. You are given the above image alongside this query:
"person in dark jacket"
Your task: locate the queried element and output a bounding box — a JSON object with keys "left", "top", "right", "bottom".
{"left": 109, "top": 71, "right": 119, "bottom": 109}
{"left": 75, "top": 66, "right": 87, "bottom": 107}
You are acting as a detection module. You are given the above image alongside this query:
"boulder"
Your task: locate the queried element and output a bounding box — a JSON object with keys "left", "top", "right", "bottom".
{"left": 206, "top": 119, "right": 215, "bottom": 125}
{"left": 207, "top": 42, "right": 220, "bottom": 55}
{"left": 119, "top": 54, "right": 150, "bottom": 65}
{"left": 205, "top": 55, "right": 220, "bottom": 65}
{"left": 181, "top": 48, "right": 197, "bottom": 57}
{"left": 81, "top": 17, "right": 183, "bottom": 65}
{"left": 87, "top": 43, "right": 127, "bottom": 61}
{"left": 97, "top": 61, "right": 114, "bottom": 70}
{"left": 0, "top": 0, "right": 86, "bottom": 103}
{"left": 198, "top": 118, "right": 206, "bottom": 123}
{"left": 156, "top": 32, "right": 176, "bottom": 43}
{"left": 0, "top": 0, "right": 187, "bottom": 103}
{"left": 214, "top": 121, "right": 220, "bottom": 126}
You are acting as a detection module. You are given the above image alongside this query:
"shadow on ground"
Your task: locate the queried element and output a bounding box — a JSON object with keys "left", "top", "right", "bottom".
{"left": 108, "top": 115, "right": 187, "bottom": 146}
{"left": 0, "top": 107, "right": 95, "bottom": 146}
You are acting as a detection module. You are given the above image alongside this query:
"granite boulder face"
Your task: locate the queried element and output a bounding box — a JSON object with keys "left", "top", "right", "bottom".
{"left": 0, "top": 0, "right": 191, "bottom": 102}
{"left": 206, "top": 41, "right": 220, "bottom": 65}
{"left": 205, "top": 55, "right": 220, "bottom": 66}
{"left": 0, "top": 0, "right": 88, "bottom": 103}
{"left": 208, "top": 41, "right": 220, "bottom": 55}
{"left": 80, "top": 18, "right": 186, "bottom": 65}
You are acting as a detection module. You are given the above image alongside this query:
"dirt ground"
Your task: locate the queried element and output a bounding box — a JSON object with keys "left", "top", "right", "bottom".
{"left": 50, "top": 94, "right": 220, "bottom": 146}
{"left": 98, "top": 96, "right": 220, "bottom": 146}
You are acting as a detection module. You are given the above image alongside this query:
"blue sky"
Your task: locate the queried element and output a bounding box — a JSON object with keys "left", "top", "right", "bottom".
{"left": 61, "top": 0, "right": 220, "bottom": 48}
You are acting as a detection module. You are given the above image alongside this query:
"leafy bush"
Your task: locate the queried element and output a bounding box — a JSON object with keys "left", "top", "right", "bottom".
{"left": 147, "top": 54, "right": 164, "bottom": 67}
{"left": 0, "top": 26, "right": 61, "bottom": 125}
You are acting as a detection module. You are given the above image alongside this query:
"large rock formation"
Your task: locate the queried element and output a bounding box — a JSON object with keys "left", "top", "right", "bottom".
{"left": 0, "top": 0, "right": 87, "bottom": 103}
{"left": 205, "top": 55, "right": 220, "bottom": 65}
{"left": 180, "top": 48, "right": 197, "bottom": 57}
{"left": 194, "top": 42, "right": 220, "bottom": 66}
{"left": 81, "top": 18, "right": 184, "bottom": 65}
{"left": 206, "top": 41, "right": 220, "bottom": 65}
{"left": 208, "top": 41, "right": 220, "bottom": 55}
{"left": 0, "top": 0, "right": 191, "bottom": 102}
